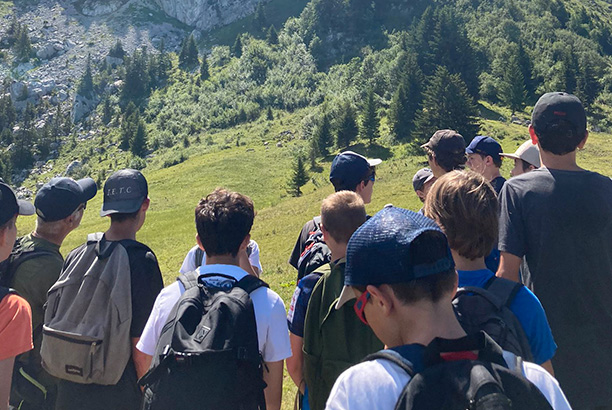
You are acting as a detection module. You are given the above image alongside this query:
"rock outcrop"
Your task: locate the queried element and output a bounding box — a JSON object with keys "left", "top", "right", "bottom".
{"left": 79, "top": 0, "right": 128, "bottom": 16}
{"left": 153, "top": 0, "right": 267, "bottom": 31}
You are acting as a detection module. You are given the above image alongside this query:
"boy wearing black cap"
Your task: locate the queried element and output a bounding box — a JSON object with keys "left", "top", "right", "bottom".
{"left": 54, "top": 170, "right": 164, "bottom": 410}
{"left": 465, "top": 135, "right": 506, "bottom": 194}
{"left": 325, "top": 207, "right": 570, "bottom": 410}
{"left": 0, "top": 182, "right": 35, "bottom": 410}
{"left": 497, "top": 92, "right": 612, "bottom": 408}
{"left": 288, "top": 151, "right": 381, "bottom": 274}
{"left": 8, "top": 177, "right": 96, "bottom": 409}
{"left": 412, "top": 168, "right": 435, "bottom": 204}
{"left": 421, "top": 129, "right": 467, "bottom": 178}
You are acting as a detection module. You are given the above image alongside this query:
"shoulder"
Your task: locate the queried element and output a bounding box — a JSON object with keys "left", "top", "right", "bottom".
{"left": 251, "top": 285, "right": 286, "bottom": 313}
{"left": 299, "top": 272, "right": 323, "bottom": 292}
{"left": 0, "top": 292, "right": 32, "bottom": 320}
{"left": 154, "top": 281, "right": 183, "bottom": 314}
{"left": 521, "top": 361, "right": 571, "bottom": 409}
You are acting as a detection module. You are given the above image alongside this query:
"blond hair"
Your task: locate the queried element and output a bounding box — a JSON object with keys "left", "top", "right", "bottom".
{"left": 320, "top": 191, "right": 366, "bottom": 244}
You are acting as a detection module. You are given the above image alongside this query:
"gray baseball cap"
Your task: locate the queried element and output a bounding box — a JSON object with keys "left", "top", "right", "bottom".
{"left": 500, "top": 140, "right": 541, "bottom": 168}
{"left": 100, "top": 169, "right": 148, "bottom": 216}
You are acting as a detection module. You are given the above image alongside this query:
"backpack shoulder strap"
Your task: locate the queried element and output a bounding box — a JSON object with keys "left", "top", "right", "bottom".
{"left": 484, "top": 276, "right": 523, "bottom": 308}
{"left": 364, "top": 350, "right": 416, "bottom": 377}
{"left": 194, "top": 247, "right": 204, "bottom": 268}
{"left": 455, "top": 285, "right": 505, "bottom": 310}
{"left": 236, "top": 275, "right": 269, "bottom": 294}
{"left": 177, "top": 270, "right": 200, "bottom": 291}
{"left": 0, "top": 286, "right": 16, "bottom": 302}
{"left": 312, "top": 215, "right": 322, "bottom": 231}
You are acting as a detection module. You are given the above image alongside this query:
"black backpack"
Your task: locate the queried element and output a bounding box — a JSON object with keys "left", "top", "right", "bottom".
{"left": 296, "top": 216, "right": 331, "bottom": 281}
{"left": 139, "top": 271, "right": 269, "bottom": 410}
{"left": 0, "top": 237, "right": 56, "bottom": 288}
{"left": 453, "top": 276, "right": 534, "bottom": 362}
{"left": 365, "top": 332, "right": 553, "bottom": 410}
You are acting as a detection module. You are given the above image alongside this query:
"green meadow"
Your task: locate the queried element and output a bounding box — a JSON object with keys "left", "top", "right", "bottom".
{"left": 15, "top": 111, "right": 612, "bottom": 409}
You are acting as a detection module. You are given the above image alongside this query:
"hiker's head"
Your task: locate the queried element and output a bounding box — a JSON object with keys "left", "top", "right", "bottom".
{"left": 195, "top": 188, "right": 255, "bottom": 258}
{"left": 412, "top": 168, "right": 436, "bottom": 203}
{"left": 320, "top": 191, "right": 366, "bottom": 251}
{"left": 500, "top": 140, "right": 540, "bottom": 177}
{"left": 421, "top": 130, "right": 466, "bottom": 177}
{"left": 34, "top": 177, "right": 97, "bottom": 236}
{"left": 465, "top": 136, "right": 503, "bottom": 178}
{"left": 530, "top": 92, "right": 588, "bottom": 156}
{"left": 0, "top": 182, "right": 34, "bottom": 261}
{"left": 424, "top": 171, "right": 498, "bottom": 260}
{"left": 100, "top": 169, "right": 150, "bottom": 229}
{"left": 329, "top": 151, "right": 382, "bottom": 204}
{"left": 336, "top": 207, "right": 456, "bottom": 341}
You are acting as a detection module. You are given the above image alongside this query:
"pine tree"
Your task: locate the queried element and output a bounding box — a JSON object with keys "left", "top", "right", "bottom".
{"left": 130, "top": 118, "right": 147, "bottom": 157}
{"left": 499, "top": 52, "right": 527, "bottom": 113}
{"left": 414, "top": 66, "right": 479, "bottom": 143}
{"left": 232, "top": 35, "right": 243, "bottom": 58}
{"left": 120, "top": 102, "right": 138, "bottom": 150}
{"left": 389, "top": 84, "right": 411, "bottom": 141}
{"left": 179, "top": 35, "right": 199, "bottom": 69}
{"left": 77, "top": 54, "right": 95, "bottom": 98}
{"left": 109, "top": 40, "right": 125, "bottom": 59}
{"left": 361, "top": 88, "right": 379, "bottom": 144}
{"left": 253, "top": 3, "right": 267, "bottom": 33}
{"left": 314, "top": 109, "right": 332, "bottom": 157}
{"left": 102, "top": 98, "right": 113, "bottom": 125}
{"left": 336, "top": 101, "right": 358, "bottom": 148}
{"left": 15, "top": 24, "right": 31, "bottom": 62}
{"left": 200, "top": 56, "right": 209, "bottom": 80}
{"left": 157, "top": 38, "right": 172, "bottom": 81}
{"left": 122, "top": 48, "right": 151, "bottom": 101}
{"left": 266, "top": 107, "right": 274, "bottom": 121}
{"left": 12, "top": 103, "right": 35, "bottom": 169}
{"left": 287, "top": 154, "right": 309, "bottom": 197}
{"left": 267, "top": 25, "right": 279, "bottom": 45}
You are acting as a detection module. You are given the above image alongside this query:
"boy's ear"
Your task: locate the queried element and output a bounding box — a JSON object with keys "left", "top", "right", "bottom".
{"left": 196, "top": 234, "right": 204, "bottom": 251}
{"left": 239, "top": 234, "right": 251, "bottom": 251}
{"left": 367, "top": 284, "right": 394, "bottom": 316}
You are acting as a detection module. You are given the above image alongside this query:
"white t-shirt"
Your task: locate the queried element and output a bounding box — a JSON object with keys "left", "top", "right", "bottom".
{"left": 136, "top": 264, "right": 291, "bottom": 363}
{"left": 179, "top": 240, "right": 262, "bottom": 274}
{"left": 326, "top": 350, "right": 571, "bottom": 410}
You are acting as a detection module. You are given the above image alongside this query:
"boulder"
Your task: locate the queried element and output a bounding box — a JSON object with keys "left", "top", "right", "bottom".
{"left": 65, "top": 160, "right": 82, "bottom": 176}
{"left": 36, "top": 43, "right": 58, "bottom": 60}
{"left": 71, "top": 93, "right": 98, "bottom": 123}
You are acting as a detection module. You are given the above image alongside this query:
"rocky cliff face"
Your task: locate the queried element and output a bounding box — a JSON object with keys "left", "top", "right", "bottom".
{"left": 153, "top": 0, "right": 265, "bottom": 31}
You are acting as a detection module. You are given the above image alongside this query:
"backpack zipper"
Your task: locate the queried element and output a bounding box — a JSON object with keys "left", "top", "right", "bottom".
{"left": 43, "top": 329, "right": 103, "bottom": 346}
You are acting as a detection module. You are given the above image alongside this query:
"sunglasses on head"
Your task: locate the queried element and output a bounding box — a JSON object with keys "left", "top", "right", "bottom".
{"left": 353, "top": 290, "right": 371, "bottom": 325}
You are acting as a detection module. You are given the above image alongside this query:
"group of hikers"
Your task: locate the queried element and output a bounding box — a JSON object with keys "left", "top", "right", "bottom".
{"left": 0, "top": 91, "right": 611, "bottom": 410}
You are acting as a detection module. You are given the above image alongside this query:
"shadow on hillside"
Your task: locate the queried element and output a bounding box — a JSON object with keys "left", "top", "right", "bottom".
{"left": 478, "top": 103, "right": 505, "bottom": 121}
{"left": 347, "top": 142, "right": 393, "bottom": 160}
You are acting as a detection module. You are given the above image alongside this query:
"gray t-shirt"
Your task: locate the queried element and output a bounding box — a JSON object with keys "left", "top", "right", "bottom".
{"left": 499, "top": 167, "right": 612, "bottom": 408}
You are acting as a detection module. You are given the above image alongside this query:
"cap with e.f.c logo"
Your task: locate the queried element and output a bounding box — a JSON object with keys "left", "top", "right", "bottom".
{"left": 100, "top": 169, "right": 148, "bottom": 217}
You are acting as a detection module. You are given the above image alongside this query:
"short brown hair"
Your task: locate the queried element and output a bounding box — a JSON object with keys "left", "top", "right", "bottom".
{"left": 195, "top": 188, "right": 255, "bottom": 257}
{"left": 320, "top": 191, "right": 366, "bottom": 244}
{"left": 424, "top": 171, "right": 498, "bottom": 260}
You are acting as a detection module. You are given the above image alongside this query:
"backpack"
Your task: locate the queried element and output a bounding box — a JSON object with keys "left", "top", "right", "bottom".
{"left": 0, "top": 286, "right": 16, "bottom": 303}
{"left": 453, "top": 276, "right": 534, "bottom": 362}
{"left": 365, "top": 332, "right": 553, "bottom": 410}
{"left": 140, "top": 271, "right": 269, "bottom": 410}
{"left": 296, "top": 216, "right": 331, "bottom": 281}
{"left": 40, "top": 232, "right": 133, "bottom": 385}
{"left": 0, "top": 236, "right": 57, "bottom": 288}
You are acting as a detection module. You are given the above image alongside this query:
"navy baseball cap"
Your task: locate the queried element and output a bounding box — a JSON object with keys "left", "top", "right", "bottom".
{"left": 35, "top": 177, "right": 97, "bottom": 222}
{"left": 412, "top": 168, "right": 434, "bottom": 192}
{"left": 100, "top": 169, "right": 148, "bottom": 216}
{"left": 329, "top": 151, "right": 382, "bottom": 191}
{"left": 532, "top": 92, "right": 587, "bottom": 135}
{"left": 0, "top": 182, "right": 35, "bottom": 226}
{"left": 466, "top": 136, "right": 503, "bottom": 162}
{"left": 336, "top": 207, "right": 455, "bottom": 308}
{"left": 421, "top": 129, "right": 466, "bottom": 155}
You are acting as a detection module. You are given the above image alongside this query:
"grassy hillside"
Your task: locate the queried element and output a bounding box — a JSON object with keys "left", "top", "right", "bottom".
{"left": 15, "top": 110, "right": 612, "bottom": 409}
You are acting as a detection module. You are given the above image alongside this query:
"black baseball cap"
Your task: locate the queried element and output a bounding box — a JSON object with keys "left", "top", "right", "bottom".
{"left": 100, "top": 169, "right": 148, "bottom": 216}
{"left": 35, "top": 177, "right": 97, "bottom": 222}
{"left": 336, "top": 207, "right": 454, "bottom": 308}
{"left": 421, "top": 129, "right": 466, "bottom": 156}
{"left": 412, "top": 168, "right": 434, "bottom": 192}
{"left": 532, "top": 92, "right": 587, "bottom": 135}
{"left": 329, "top": 151, "right": 382, "bottom": 191}
{"left": 466, "top": 136, "right": 503, "bottom": 162}
{"left": 0, "top": 182, "right": 35, "bottom": 225}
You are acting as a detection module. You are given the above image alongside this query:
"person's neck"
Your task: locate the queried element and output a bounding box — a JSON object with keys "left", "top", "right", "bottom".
{"left": 32, "top": 229, "right": 66, "bottom": 247}
{"left": 540, "top": 149, "right": 584, "bottom": 171}
{"left": 206, "top": 254, "right": 240, "bottom": 267}
{"left": 105, "top": 223, "right": 138, "bottom": 241}
{"left": 329, "top": 244, "right": 346, "bottom": 262}
{"left": 451, "top": 250, "right": 487, "bottom": 271}
{"left": 391, "top": 301, "right": 467, "bottom": 348}
{"left": 484, "top": 167, "right": 502, "bottom": 182}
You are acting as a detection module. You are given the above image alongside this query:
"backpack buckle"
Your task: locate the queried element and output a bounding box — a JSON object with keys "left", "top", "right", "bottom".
{"left": 174, "top": 352, "right": 194, "bottom": 365}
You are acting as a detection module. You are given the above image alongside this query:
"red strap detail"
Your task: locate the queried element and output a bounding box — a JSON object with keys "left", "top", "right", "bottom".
{"left": 440, "top": 351, "right": 478, "bottom": 362}
{"left": 300, "top": 242, "right": 316, "bottom": 258}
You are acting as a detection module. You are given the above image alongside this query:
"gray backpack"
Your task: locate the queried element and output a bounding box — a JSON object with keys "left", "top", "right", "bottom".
{"left": 40, "top": 233, "right": 132, "bottom": 385}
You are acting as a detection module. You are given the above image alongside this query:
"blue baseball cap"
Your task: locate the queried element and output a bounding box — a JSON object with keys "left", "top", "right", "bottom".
{"left": 329, "top": 151, "right": 382, "bottom": 191}
{"left": 466, "top": 136, "right": 503, "bottom": 162}
{"left": 0, "top": 182, "right": 35, "bottom": 226}
{"left": 336, "top": 207, "right": 455, "bottom": 308}
{"left": 35, "top": 177, "right": 97, "bottom": 222}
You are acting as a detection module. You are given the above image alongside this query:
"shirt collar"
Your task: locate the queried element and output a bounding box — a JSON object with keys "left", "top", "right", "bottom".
{"left": 198, "top": 264, "right": 249, "bottom": 281}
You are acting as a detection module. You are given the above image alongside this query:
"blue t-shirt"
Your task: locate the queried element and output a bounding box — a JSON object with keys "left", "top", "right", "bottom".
{"left": 287, "top": 272, "right": 322, "bottom": 337}
{"left": 457, "top": 269, "right": 557, "bottom": 365}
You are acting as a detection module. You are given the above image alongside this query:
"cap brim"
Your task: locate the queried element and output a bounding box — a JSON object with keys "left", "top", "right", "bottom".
{"left": 420, "top": 142, "right": 431, "bottom": 149}
{"left": 499, "top": 153, "right": 520, "bottom": 160}
{"left": 100, "top": 197, "right": 145, "bottom": 217}
{"left": 367, "top": 158, "right": 382, "bottom": 167}
{"left": 77, "top": 178, "right": 98, "bottom": 202}
{"left": 17, "top": 200, "right": 35, "bottom": 216}
{"left": 335, "top": 286, "right": 357, "bottom": 310}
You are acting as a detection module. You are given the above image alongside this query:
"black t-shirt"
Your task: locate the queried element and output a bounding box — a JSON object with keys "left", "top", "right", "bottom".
{"left": 499, "top": 167, "right": 612, "bottom": 408}
{"left": 288, "top": 219, "right": 318, "bottom": 270}
{"left": 491, "top": 175, "right": 506, "bottom": 195}
{"left": 55, "top": 237, "right": 164, "bottom": 410}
